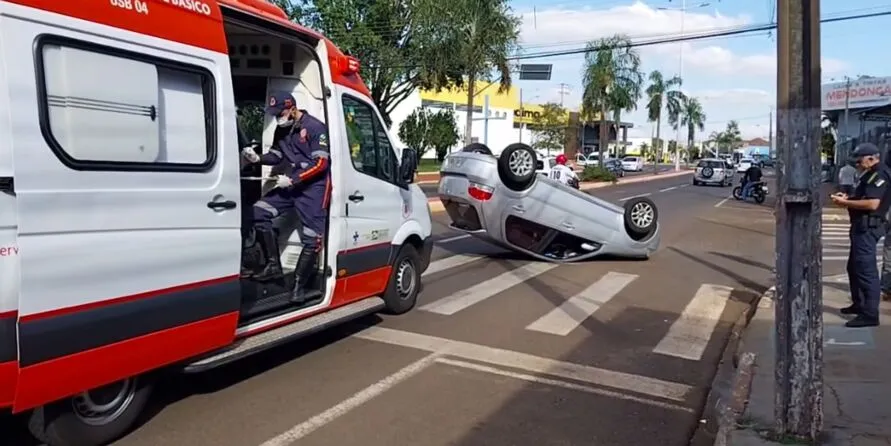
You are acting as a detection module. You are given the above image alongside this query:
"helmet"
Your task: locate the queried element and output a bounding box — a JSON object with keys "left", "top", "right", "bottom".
{"left": 555, "top": 154, "right": 567, "bottom": 165}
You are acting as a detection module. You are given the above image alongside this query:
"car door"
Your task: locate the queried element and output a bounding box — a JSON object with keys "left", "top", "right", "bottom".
{"left": 5, "top": 28, "right": 241, "bottom": 410}
{"left": 337, "top": 93, "right": 403, "bottom": 286}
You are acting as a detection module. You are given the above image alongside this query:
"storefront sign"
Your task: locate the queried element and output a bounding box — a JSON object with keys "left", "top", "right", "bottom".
{"left": 823, "top": 76, "right": 891, "bottom": 111}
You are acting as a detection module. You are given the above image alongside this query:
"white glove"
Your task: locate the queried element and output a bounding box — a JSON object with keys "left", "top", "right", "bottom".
{"left": 274, "top": 174, "right": 293, "bottom": 189}
{"left": 241, "top": 146, "right": 260, "bottom": 163}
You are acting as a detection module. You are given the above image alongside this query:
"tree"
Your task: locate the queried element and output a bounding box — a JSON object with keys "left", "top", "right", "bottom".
{"left": 723, "top": 120, "right": 743, "bottom": 151}
{"left": 580, "top": 34, "right": 644, "bottom": 166}
{"left": 530, "top": 102, "right": 568, "bottom": 155}
{"left": 673, "top": 96, "right": 707, "bottom": 162}
{"left": 645, "top": 70, "right": 684, "bottom": 169}
{"left": 423, "top": 0, "right": 520, "bottom": 145}
{"left": 397, "top": 107, "right": 460, "bottom": 162}
{"left": 639, "top": 142, "right": 650, "bottom": 161}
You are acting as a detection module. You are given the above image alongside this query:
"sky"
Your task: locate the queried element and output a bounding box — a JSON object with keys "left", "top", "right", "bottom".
{"left": 508, "top": 0, "right": 891, "bottom": 141}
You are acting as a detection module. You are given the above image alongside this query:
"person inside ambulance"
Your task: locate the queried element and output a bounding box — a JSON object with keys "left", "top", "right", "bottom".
{"left": 241, "top": 92, "right": 330, "bottom": 304}
{"left": 548, "top": 154, "right": 580, "bottom": 189}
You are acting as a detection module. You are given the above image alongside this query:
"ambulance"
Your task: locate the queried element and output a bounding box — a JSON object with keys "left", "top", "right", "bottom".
{"left": 0, "top": 0, "right": 433, "bottom": 444}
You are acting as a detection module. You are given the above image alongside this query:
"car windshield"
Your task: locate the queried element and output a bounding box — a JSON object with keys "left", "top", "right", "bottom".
{"left": 698, "top": 160, "right": 724, "bottom": 168}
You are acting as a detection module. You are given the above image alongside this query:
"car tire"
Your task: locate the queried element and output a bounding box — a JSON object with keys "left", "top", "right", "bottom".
{"left": 461, "top": 143, "right": 493, "bottom": 155}
{"left": 497, "top": 143, "right": 538, "bottom": 191}
{"left": 29, "top": 377, "right": 153, "bottom": 446}
{"left": 623, "top": 197, "right": 658, "bottom": 241}
{"left": 381, "top": 244, "right": 421, "bottom": 315}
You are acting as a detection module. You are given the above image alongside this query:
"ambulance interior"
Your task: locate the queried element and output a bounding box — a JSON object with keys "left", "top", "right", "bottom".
{"left": 225, "top": 20, "right": 331, "bottom": 322}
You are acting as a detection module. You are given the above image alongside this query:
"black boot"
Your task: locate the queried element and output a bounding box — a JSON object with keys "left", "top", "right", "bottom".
{"left": 253, "top": 229, "right": 284, "bottom": 282}
{"left": 290, "top": 248, "right": 319, "bottom": 303}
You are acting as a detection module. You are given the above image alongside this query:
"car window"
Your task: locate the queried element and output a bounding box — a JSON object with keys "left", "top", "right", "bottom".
{"left": 342, "top": 95, "right": 397, "bottom": 182}
{"left": 697, "top": 160, "right": 724, "bottom": 168}
{"left": 548, "top": 158, "right": 556, "bottom": 168}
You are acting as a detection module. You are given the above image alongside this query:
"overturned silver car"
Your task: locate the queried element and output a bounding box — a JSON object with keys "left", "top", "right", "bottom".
{"left": 437, "top": 143, "right": 660, "bottom": 262}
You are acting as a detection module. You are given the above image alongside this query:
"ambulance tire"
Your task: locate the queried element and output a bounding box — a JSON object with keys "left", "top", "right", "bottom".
{"left": 29, "top": 376, "right": 153, "bottom": 446}
{"left": 382, "top": 244, "right": 422, "bottom": 315}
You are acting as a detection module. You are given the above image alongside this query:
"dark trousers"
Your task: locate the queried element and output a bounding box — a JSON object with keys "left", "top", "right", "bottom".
{"left": 847, "top": 227, "right": 883, "bottom": 320}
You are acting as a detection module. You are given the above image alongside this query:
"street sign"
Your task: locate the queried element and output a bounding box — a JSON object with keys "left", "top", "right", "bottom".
{"left": 519, "top": 64, "right": 552, "bottom": 81}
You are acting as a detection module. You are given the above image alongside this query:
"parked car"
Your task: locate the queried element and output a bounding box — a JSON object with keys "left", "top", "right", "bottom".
{"left": 621, "top": 156, "right": 644, "bottom": 172}
{"left": 693, "top": 158, "right": 734, "bottom": 186}
{"left": 438, "top": 143, "right": 660, "bottom": 262}
{"left": 536, "top": 155, "right": 557, "bottom": 177}
{"left": 736, "top": 157, "right": 755, "bottom": 173}
{"left": 576, "top": 153, "right": 594, "bottom": 167}
{"left": 603, "top": 159, "right": 626, "bottom": 178}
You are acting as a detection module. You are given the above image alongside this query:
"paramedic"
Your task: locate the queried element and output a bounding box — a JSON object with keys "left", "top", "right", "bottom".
{"left": 549, "top": 154, "right": 580, "bottom": 188}
{"left": 831, "top": 143, "right": 891, "bottom": 328}
{"left": 242, "top": 92, "right": 331, "bottom": 303}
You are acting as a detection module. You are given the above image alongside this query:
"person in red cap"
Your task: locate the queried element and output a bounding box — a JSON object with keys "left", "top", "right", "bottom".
{"left": 548, "top": 154, "right": 579, "bottom": 189}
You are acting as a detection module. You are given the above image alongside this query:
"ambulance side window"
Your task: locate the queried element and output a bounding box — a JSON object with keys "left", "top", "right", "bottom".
{"left": 36, "top": 37, "right": 215, "bottom": 171}
{"left": 342, "top": 95, "right": 396, "bottom": 183}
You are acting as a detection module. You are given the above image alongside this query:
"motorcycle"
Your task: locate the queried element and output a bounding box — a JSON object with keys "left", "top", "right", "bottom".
{"left": 732, "top": 179, "right": 768, "bottom": 204}
{"left": 568, "top": 177, "right": 580, "bottom": 190}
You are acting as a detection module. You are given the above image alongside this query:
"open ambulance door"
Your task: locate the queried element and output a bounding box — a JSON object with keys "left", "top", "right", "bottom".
{"left": 5, "top": 23, "right": 244, "bottom": 411}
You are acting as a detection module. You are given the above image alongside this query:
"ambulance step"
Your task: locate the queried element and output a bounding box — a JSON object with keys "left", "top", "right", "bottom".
{"left": 182, "top": 297, "right": 385, "bottom": 373}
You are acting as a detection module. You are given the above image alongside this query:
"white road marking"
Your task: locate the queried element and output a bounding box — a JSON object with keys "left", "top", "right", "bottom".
{"left": 823, "top": 255, "right": 881, "bottom": 261}
{"left": 714, "top": 197, "right": 730, "bottom": 208}
{"left": 525, "top": 272, "right": 638, "bottom": 336}
{"left": 437, "top": 234, "right": 471, "bottom": 244}
{"left": 435, "top": 358, "right": 694, "bottom": 413}
{"left": 652, "top": 284, "right": 732, "bottom": 361}
{"left": 659, "top": 186, "right": 678, "bottom": 192}
{"left": 420, "top": 262, "right": 558, "bottom": 315}
{"left": 354, "top": 326, "right": 693, "bottom": 402}
{"left": 619, "top": 193, "right": 652, "bottom": 202}
{"left": 422, "top": 254, "right": 485, "bottom": 277}
{"left": 258, "top": 353, "right": 439, "bottom": 446}
{"left": 679, "top": 184, "right": 690, "bottom": 188}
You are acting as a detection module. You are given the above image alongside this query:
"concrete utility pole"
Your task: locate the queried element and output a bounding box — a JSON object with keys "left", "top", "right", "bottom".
{"left": 557, "top": 83, "right": 571, "bottom": 107}
{"left": 774, "top": 0, "right": 823, "bottom": 441}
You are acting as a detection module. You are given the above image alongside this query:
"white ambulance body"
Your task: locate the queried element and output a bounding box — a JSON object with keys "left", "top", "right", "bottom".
{"left": 0, "top": 0, "right": 433, "bottom": 444}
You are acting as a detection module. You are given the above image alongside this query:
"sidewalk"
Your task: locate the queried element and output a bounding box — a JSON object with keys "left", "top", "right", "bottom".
{"left": 725, "top": 279, "right": 891, "bottom": 445}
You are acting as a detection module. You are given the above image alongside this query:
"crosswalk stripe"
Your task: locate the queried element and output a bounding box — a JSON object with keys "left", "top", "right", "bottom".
{"left": 420, "top": 262, "right": 559, "bottom": 315}
{"left": 525, "top": 272, "right": 638, "bottom": 336}
{"left": 652, "top": 284, "right": 732, "bottom": 361}
{"left": 422, "top": 254, "right": 484, "bottom": 277}
{"left": 823, "top": 255, "right": 882, "bottom": 261}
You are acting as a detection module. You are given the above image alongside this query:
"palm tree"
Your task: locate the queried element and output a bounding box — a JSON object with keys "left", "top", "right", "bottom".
{"left": 580, "top": 34, "right": 644, "bottom": 165}
{"left": 723, "top": 120, "right": 743, "bottom": 151}
{"left": 645, "top": 70, "right": 684, "bottom": 168}
{"left": 675, "top": 96, "right": 707, "bottom": 162}
{"left": 438, "top": 0, "right": 520, "bottom": 145}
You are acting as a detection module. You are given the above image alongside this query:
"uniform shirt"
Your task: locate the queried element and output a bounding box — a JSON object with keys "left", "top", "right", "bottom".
{"left": 849, "top": 164, "right": 891, "bottom": 231}
{"left": 548, "top": 164, "right": 578, "bottom": 185}
{"left": 261, "top": 111, "right": 330, "bottom": 185}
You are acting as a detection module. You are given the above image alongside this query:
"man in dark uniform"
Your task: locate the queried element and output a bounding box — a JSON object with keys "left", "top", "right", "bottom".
{"left": 831, "top": 142, "right": 891, "bottom": 327}
{"left": 242, "top": 92, "right": 331, "bottom": 303}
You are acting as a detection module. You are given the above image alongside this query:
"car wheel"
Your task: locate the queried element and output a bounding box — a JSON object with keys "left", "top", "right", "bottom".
{"left": 29, "top": 377, "right": 153, "bottom": 446}
{"left": 461, "top": 143, "right": 493, "bottom": 155}
{"left": 382, "top": 244, "right": 421, "bottom": 315}
{"left": 623, "top": 197, "right": 658, "bottom": 241}
{"left": 497, "top": 143, "right": 538, "bottom": 191}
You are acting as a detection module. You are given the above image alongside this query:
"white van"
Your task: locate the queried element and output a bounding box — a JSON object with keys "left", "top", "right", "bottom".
{"left": 0, "top": 0, "right": 432, "bottom": 444}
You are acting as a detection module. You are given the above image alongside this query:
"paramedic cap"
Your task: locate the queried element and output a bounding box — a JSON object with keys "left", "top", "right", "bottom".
{"left": 853, "top": 142, "right": 880, "bottom": 158}
{"left": 265, "top": 92, "right": 296, "bottom": 115}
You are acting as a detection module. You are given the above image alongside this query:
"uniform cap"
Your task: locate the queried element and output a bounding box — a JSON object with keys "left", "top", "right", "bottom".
{"left": 265, "top": 92, "right": 297, "bottom": 115}
{"left": 853, "top": 142, "right": 880, "bottom": 157}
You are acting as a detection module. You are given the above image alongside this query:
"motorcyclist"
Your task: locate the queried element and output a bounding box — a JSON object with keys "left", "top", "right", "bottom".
{"left": 741, "top": 162, "right": 763, "bottom": 199}
{"left": 241, "top": 92, "right": 330, "bottom": 304}
{"left": 549, "top": 154, "right": 580, "bottom": 188}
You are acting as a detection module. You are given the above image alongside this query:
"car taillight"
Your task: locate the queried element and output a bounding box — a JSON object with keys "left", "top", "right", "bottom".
{"left": 468, "top": 183, "right": 494, "bottom": 201}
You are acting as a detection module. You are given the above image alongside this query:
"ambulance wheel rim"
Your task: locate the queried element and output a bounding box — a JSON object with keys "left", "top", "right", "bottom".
{"left": 508, "top": 150, "right": 534, "bottom": 177}
{"left": 395, "top": 258, "right": 417, "bottom": 301}
{"left": 72, "top": 378, "right": 136, "bottom": 426}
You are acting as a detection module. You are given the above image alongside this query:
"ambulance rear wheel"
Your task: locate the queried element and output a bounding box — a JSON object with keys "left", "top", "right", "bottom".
{"left": 382, "top": 244, "right": 421, "bottom": 315}
{"left": 29, "top": 376, "right": 153, "bottom": 446}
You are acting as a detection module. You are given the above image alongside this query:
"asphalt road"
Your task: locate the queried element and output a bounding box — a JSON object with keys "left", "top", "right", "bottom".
{"left": 5, "top": 173, "right": 780, "bottom": 446}
{"left": 420, "top": 163, "right": 683, "bottom": 197}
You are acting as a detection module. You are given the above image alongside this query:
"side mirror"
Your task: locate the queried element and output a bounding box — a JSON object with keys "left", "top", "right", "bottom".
{"left": 399, "top": 148, "right": 418, "bottom": 184}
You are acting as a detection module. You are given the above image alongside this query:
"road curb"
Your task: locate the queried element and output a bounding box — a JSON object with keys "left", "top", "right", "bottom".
{"left": 689, "top": 286, "right": 773, "bottom": 446}
{"left": 425, "top": 170, "right": 694, "bottom": 213}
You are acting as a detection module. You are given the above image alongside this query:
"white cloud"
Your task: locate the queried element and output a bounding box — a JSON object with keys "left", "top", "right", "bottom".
{"left": 514, "top": 1, "right": 849, "bottom": 142}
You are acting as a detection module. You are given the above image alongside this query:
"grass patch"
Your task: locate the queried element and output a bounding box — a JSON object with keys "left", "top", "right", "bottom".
{"left": 418, "top": 159, "right": 441, "bottom": 173}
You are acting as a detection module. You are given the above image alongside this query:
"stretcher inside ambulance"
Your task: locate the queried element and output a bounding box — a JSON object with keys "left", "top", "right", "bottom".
{"left": 0, "top": 0, "right": 433, "bottom": 445}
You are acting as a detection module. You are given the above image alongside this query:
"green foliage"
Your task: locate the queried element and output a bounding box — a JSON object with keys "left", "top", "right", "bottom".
{"left": 237, "top": 103, "right": 265, "bottom": 143}
{"left": 645, "top": 70, "right": 684, "bottom": 164}
{"left": 580, "top": 166, "right": 617, "bottom": 183}
{"left": 580, "top": 34, "right": 644, "bottom": 164}
{"left": 397, "top": 107, "right": 460, "bottom": 162}
{"left": 675, "top": 96, "right": 707, "bottom": 158}
{"left": 531, "top": 102, "right": 567, "bottom": 154}
{"left": 710, "top": 120, "right": 743, "bottom": 153}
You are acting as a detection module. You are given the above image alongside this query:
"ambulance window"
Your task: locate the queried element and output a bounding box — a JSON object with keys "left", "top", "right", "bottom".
{"left": 37, "top": 39, "right": 215, "bottom": 171}
{"left": 342, "top": 95, "right": 397, "bottom": 183}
